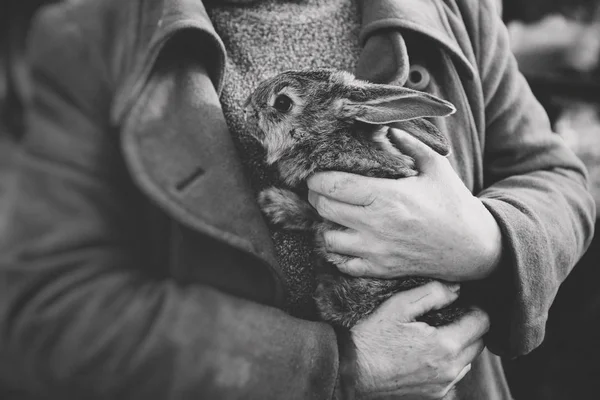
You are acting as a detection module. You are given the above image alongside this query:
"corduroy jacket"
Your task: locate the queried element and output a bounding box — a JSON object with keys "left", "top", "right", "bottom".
{"left": 0, "top": 0, "right": 595, "bottom": 399}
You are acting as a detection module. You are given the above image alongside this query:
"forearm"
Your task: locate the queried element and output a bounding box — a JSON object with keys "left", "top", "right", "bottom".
{"left": 470, "top": 0, "right": 596, "bottom": 357}
{"left": 0, "top": 146, "right": 341, "bottom": 400}
{"left": 476, "top": 168, "right": 594, "bottom": 356}
{"left": 0, "top": 253, "right": 340, "bottom": 399}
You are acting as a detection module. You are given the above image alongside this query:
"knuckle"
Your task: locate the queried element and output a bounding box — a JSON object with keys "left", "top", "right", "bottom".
{"left": 314, "top": 196, "right": 331, "bottom": 217}
{"left": 328, "top": 175, "right": 352, "bottom": 196}
{"left": 376, "top": 216, "right": 402, "bottom": 240}
{"left": 466, "top": 308, "right": 491, "bottom": 334}
{"left": 420, "top": 324, "right": 438, "bottom": 338}
{"left": 429, "top": 281, "right": 448, "bottom": 299}
{"left": 438, "top": 336, "right": 460, "bottom": 359}
{"left": 323, "top": 231, "right": 337, "bottom": 251}
{"left": 362, "top": 192, "right": 378, "bottom": 208}
{"left": 336, "top": 261, "right": 351, "bottom": 274}
{"left": 447, "top": 338, "right": 461, "bottom": 357}
{"left": 369, "top": 245, "right": 390, "bottom": 265}
{"left": 379, "top": 256, "right": 396, "bottom": 271}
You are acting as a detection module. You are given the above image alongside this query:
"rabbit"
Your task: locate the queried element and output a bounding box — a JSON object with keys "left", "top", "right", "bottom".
{"left": 244, "top": 68, "right": 467, "bottom": 329}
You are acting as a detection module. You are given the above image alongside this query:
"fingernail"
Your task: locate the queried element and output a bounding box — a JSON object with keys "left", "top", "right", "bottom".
{"left": 448, "top": 283, "right": 460, "bottom": 293}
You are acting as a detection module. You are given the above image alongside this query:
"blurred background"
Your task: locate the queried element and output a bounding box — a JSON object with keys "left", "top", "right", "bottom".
{"left": 1, "top": 0, "right": 599, "bottom": 399}
{"left": 501, "top": 1, "right": 600, "bottom": 398}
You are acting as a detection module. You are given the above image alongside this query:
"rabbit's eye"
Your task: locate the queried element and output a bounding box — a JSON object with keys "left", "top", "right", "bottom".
{"left": 273, "top": 94, "right": 293, "bottom": 112}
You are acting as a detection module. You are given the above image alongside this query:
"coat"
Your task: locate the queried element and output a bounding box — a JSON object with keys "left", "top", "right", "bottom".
{"left": 0, "top": 0, "right": 595, "bottom": 398}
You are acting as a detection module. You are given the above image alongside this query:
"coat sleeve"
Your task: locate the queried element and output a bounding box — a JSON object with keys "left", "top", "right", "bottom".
{"left": 0, "top": 10, "right": 344, "bottom": 400}
{"left": 468, "top": 0, "right": 596, "bottom": 357}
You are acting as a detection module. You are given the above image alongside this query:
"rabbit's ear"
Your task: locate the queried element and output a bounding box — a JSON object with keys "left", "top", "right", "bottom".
{"left": 346, "top": 85, "right": 456, "bottom": 124}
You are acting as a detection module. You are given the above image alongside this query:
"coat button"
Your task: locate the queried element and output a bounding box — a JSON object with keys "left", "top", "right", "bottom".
{"left": 406, "top": 65, "right": 431, "bottom": 90}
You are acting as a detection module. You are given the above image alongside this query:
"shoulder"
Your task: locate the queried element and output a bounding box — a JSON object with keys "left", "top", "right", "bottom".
{"left": 27, "top": 0, "right": 149, "bottom": 115}
{"left": 445, "top": 0, "right": 505, "bottom": 62}
{"left": 448, "top": 0, "right": 501, "bottom": 28}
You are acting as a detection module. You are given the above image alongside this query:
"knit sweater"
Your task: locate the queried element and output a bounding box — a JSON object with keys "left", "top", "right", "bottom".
{"left": 206, "top": 0, "right": 361, "bottom": 317}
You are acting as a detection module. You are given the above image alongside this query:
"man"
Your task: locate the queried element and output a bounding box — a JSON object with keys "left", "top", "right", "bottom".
{"left": 0, "top": 0, "right": 594, "bottom": 399}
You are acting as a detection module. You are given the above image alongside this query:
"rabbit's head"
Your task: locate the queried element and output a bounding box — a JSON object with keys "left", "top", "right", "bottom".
{"left": 244, "top": 69, "right": 456, "bottom": 165}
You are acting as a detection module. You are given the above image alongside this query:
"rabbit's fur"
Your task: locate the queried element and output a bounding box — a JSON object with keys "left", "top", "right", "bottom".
{"left": 246, "top": 69, "right": 466, "bottom": 329}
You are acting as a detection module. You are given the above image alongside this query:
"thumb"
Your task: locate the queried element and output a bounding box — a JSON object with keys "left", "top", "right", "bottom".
{"left": 388, "top": 127, "right": 440, "bottom": 173}
{"left": 376, "top": 281, "right": 460, "bottom": 322}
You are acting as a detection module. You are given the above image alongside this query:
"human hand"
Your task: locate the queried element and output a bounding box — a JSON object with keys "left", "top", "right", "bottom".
{"left": 351, "top": 281, "right": 489, "bottom": 399}
{"left": 307, "top": 128, "right": 503, "bottom": 282}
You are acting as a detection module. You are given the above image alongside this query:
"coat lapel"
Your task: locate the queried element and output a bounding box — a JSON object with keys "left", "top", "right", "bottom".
{"left": 115, "top": 0, "right": 286, "bottom": 307}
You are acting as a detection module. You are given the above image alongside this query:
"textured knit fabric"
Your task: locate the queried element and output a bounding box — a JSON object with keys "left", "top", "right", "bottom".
{"left": 206, "top": 0, "right": 362, "bottom": 317}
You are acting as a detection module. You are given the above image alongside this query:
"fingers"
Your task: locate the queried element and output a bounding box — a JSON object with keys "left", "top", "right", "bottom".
{"left": 321, "top": 230, "right": 368, "bottom": 258}
{"left": 387, "top": 128, "right": 440, "bottom": 173}
{"left": 374, "top": 281, "right": 461, "bottom": 322}
{"left": 433, "top": 308, "right": 488, "bottom": 397}
{"left": 320, "top": 230, "right": 391, "bottom": 277}
{"left": 307, "top": 171, "right": 386, "bottom": 206}
{"left": 308, "top": 190, "right": 370, "bottom": 229}
{"left": 336, "top": 257, "right": 382, "bottom": 277}
{"left": 438, "top": 307, "right": 490, "bottom": 349}
{"left": 335, "top": 257, "right": 405, "bottom": 279}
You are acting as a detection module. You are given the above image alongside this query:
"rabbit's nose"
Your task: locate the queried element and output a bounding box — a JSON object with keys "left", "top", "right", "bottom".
{"left": 243, "top": 105, "right": 260, "bottom": 123}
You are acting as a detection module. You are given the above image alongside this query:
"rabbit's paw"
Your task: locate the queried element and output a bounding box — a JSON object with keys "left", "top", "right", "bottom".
{"left": 258, "top": 187, "right": 319, "bottom": 231}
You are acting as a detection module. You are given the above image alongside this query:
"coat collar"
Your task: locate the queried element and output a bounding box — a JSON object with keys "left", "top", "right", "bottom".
{"left": 357, "top": 0, "right": 476, "bottom": 80}
{"left": 112, "top": 0, "right": 227, "bottom": 123}
{"left": 115, "top": 0, "right": 477, "bottom": 307}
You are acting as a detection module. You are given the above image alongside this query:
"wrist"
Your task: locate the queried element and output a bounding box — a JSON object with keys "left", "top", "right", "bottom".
{"left": 471, "top": 198, "right": 504, "bottom": 279}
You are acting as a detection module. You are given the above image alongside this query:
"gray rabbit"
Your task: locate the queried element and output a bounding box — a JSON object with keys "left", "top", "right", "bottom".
{"left": 245, "top": 69, "right": 466, "bottom": 329}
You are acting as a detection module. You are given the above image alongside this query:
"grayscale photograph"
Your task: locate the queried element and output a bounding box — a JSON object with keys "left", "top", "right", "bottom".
{"left": 1, "top": 0, "right": 599, "bottom": 399}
